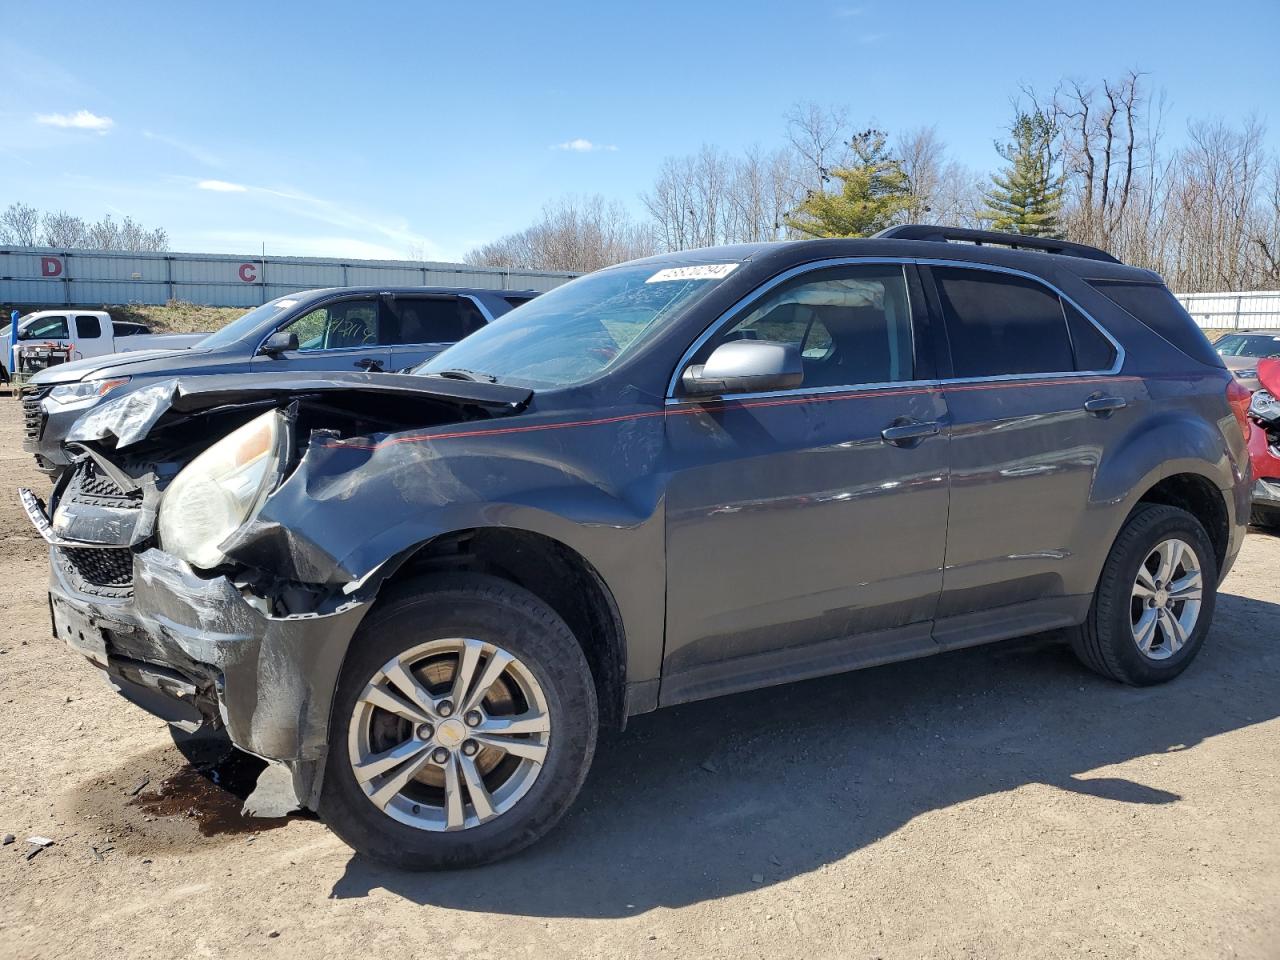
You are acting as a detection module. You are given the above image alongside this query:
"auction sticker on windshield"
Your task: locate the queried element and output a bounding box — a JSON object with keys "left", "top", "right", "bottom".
{"left": 646, "top": 264, "right": 738, "bottom": 283}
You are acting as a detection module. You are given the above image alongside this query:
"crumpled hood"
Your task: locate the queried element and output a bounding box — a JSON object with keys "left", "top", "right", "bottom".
{"left": 30, "top": 346, "right": 211, "bottom": 386}
{"left": 65, "top": 370, "right": 532, "bottom": 449}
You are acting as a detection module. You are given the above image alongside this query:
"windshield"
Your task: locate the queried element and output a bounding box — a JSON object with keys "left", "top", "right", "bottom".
{"left": 1215, "top": 333, "right": 1280, "bottom": 358}
{"left": 196, "top": 297, "right": 300, "bottom": 350}
{"left": 415, "top": 260, "right": 738, "bottom": 388}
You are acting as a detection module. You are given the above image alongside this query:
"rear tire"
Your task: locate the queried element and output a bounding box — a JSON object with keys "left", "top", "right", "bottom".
{"left": 319, "top": 573, "right": 598, "bottom": 869}
{"left": 1068, "top": 504, "right": 1217, "bottom": 685}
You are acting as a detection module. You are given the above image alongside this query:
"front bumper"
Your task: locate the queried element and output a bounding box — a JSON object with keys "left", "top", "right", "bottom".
{"left": 27, "top": 489, "right": 371, "bottom": 807}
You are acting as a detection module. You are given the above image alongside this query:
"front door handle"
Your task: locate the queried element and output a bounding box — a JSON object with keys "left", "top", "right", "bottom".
{"left": 881, "top": 420, "right": 941, "bottom": 446}
{"left": 1083, "top": 395, "right": 1127, "bottom": 415}
{"left": 354, "top": 358, "right": 384, "bottom": 372}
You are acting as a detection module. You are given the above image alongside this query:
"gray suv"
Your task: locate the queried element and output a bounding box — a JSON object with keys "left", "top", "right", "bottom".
{"left": 22, "top": 225, "right": 1252, "bottom": 869}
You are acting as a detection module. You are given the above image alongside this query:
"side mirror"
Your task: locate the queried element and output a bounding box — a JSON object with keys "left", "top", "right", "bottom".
{"left": 681, "top": 340, "right": 803, "bottom": 397}
{"left": 258, "top": 330, "right": 299, "bottom": 357}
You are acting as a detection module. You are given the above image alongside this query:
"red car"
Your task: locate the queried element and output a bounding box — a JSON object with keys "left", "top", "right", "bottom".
{"left": 1248, "top": 357, "right": 1280, "bottom": 527}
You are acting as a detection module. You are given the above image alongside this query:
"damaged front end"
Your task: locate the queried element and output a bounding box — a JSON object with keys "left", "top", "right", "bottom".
{"left": 21, "top": 371, "right": 531, "bottom": 809}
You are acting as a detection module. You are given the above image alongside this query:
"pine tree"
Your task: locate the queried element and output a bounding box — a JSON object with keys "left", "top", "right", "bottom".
{"left": 786, "top": 129, "right": 913, "bottom": 238}
{"left": 980, "top": 111, "right": 1065, "bottom": 237}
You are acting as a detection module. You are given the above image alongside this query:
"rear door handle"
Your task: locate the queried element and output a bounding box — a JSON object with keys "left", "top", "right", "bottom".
{"left": 881, "top": 421, "right": 941, "bottom": 445}
{"left": 1083, "top": 396, "right": 1127, "bottom": 415}
{"left": 354, "top": 358, "right": 384, "bottom": 372}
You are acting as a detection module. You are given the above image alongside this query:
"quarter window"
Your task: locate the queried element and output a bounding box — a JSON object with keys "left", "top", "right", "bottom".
{"left": 75, "top": 315, "right": 102, "bottom": 339}
{"left": 708, "top": 266, "right": 915, "bottom": 389}
{"left": 934, "top": 268, "right": 1101, "bottom": 377}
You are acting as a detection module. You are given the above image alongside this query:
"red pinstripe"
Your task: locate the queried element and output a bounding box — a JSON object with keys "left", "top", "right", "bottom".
{"left": 322, "top": 375, "right": 1142, "bottom": 452}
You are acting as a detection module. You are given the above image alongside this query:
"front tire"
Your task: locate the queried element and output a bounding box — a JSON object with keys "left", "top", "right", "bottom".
{"left": 1250, "top": 504, "right": 1280, "bottom": 530}
{"left": 1068, "top": 504, "right": 1218, "bottom": 685}
{"left": 319, "top": 573, "right": 598, "bottom": 869}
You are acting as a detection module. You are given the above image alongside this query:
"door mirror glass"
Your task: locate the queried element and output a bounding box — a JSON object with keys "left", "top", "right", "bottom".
{"left": 681, "top": 340, "right": 803, "bottom": 396}
{"left": 258, "top": 330, "right": 299, "bottom": 356}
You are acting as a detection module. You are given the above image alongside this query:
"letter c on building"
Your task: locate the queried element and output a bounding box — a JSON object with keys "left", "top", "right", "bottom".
{"left": 239, "top": 263, "right": 257, "bottom": 283}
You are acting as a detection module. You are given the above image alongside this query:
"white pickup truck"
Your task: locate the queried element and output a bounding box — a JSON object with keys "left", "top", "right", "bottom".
{"left": 2, "top": 309, "right": 203, "bottom": 378}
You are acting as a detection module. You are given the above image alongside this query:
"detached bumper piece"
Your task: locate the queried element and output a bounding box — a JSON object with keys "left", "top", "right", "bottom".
{"left": 1253, "top": 477, "right": 1280, "bottom": 509}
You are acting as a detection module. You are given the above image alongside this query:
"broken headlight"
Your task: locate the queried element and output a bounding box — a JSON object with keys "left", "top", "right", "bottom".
{"left": 1250, "top": 389, "right": 1280, "bottom": 423}
{"left": 158, "top": 409, "right": 286, "bottom": 570}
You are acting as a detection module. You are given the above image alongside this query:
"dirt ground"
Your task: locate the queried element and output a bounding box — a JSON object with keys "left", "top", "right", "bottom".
{"left": 0, "top": 394, "right": 1277, "bottom": 960}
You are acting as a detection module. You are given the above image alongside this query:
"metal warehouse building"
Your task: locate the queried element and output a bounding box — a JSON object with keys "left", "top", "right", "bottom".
{"left": 0, "top": 246, "right": 576, "bottom": 308}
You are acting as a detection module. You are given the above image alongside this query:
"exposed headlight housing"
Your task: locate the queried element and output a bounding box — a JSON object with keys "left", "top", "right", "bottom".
{"left": 48, "top": 376, "right": 130, "bottom": 408}
{"left": 158, "top": 410, "right": 287, "bottom": 570}
{"left": 1249, "top": 389, "right": 1280, "bottom": 422}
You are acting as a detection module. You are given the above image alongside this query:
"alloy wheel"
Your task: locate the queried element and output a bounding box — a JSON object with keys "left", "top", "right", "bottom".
{"left": 347, "top": 637, "right": 551, "bottom": 831}
{"left": 1130, "top": 537, "right": 1203, "bottom": 661}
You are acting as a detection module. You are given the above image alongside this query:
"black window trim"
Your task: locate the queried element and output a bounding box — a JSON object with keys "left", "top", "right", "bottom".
{"left": 665, "top": 257, "right": 1124, "bottom": 402}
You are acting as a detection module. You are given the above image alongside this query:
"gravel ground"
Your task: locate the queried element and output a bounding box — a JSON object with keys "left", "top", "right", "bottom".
{"left": 0, "top": 396, "right": 1277, "bottom": 959}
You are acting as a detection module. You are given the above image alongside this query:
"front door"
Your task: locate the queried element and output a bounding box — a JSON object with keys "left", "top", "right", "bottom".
{"left": 661, "top": 262, "right": 951, "bottom": 703}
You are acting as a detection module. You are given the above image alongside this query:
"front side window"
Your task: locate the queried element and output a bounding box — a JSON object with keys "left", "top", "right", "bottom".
{"left": 285, "top": 298, "right": 379, "bottom": 351}
{"left": 935, "top": 269, "right": 1085, "bottom": 378}
{"left": 703, "top": 265, "right": 915, "bottom": 389}
{"left": 416, "top": 260, "right": 736, "bottom": 388}
{"left": 23, "top": 316, "right": 69, "bottom": 340}
{"left": 1215, "top": 334, "right": 1280, "bottom": 358}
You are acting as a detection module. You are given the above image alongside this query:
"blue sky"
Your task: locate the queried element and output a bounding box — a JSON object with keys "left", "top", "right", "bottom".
{"left": 2, "top": 0, "right": 1277, "bottom": 262}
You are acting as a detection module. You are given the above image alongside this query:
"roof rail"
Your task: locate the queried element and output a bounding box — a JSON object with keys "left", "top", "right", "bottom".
{"left": 872, "top": 224, "right": 1120, "bottom": 264}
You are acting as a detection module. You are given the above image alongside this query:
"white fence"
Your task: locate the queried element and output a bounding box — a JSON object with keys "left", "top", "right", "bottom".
{"left": 0, "top": 247, "right": 577, "bottom": 308}
{"left": 1176, "top": 291, "right": 1280, "bottom": 331}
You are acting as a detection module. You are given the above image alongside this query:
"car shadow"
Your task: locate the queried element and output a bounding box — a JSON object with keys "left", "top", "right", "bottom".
{"left": 329, "top": 589, "right": 1280, "bottom": 916}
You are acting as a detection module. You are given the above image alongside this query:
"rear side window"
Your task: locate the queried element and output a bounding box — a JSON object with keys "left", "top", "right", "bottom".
{"left": 503, "top": 295, "right": 535, "bottom": 309}
{"left": 1088, "top": 280, "right": 1219, "bottom": 366}
{"left": 384, "top": 297, "right": 487, "bottom": 345}
{"left": 75, "top": 315, "right": 102, "bottom": 339}
{"left": 934, "top": 269, "right": 1076, "bottom": 377}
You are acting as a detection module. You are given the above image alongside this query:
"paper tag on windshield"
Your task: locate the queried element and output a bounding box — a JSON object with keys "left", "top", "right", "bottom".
{"left": 645, "top": 264, "right": 738, "bottom": 283}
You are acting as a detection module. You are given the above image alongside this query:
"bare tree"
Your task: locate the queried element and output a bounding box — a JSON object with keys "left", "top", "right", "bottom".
{"left": 39, "top": 210, "right": 88, "bottom": 248}
{"left": 784, "top": 101, "right": 852, "bottom": 197}
{"left": 0, "top": 202, "right": 40, "bottom": 245}
{"left": 897, "top": 126, "right": 983, "bottom": 226}
{"left": 464, "top": 195, "right": 653, "bottom": 272}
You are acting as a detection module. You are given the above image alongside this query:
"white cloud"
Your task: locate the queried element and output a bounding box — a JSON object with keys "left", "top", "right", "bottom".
{"left": 35, "top": 109, "right": 114, "bottom": 133}
{"left": 196, "top": 179, "right": 248, "bottom": 193}
{"left": 554, "top": 138, "right": 618, "bottom": 153}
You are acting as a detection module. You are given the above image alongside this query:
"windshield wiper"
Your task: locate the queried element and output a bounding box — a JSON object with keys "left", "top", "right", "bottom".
{"left": 431, "top": 368, "right": 498, "bottom": 383}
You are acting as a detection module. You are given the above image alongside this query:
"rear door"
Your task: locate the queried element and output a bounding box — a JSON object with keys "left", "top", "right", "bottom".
{"left": 251, "top": 295, "right": 391, "bottom": 373}
{"left": 923, "top": 264, "right": 1143, "bottom": 639}
{"left": 383, "top": 294, "right": 488, "bottom": 370}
